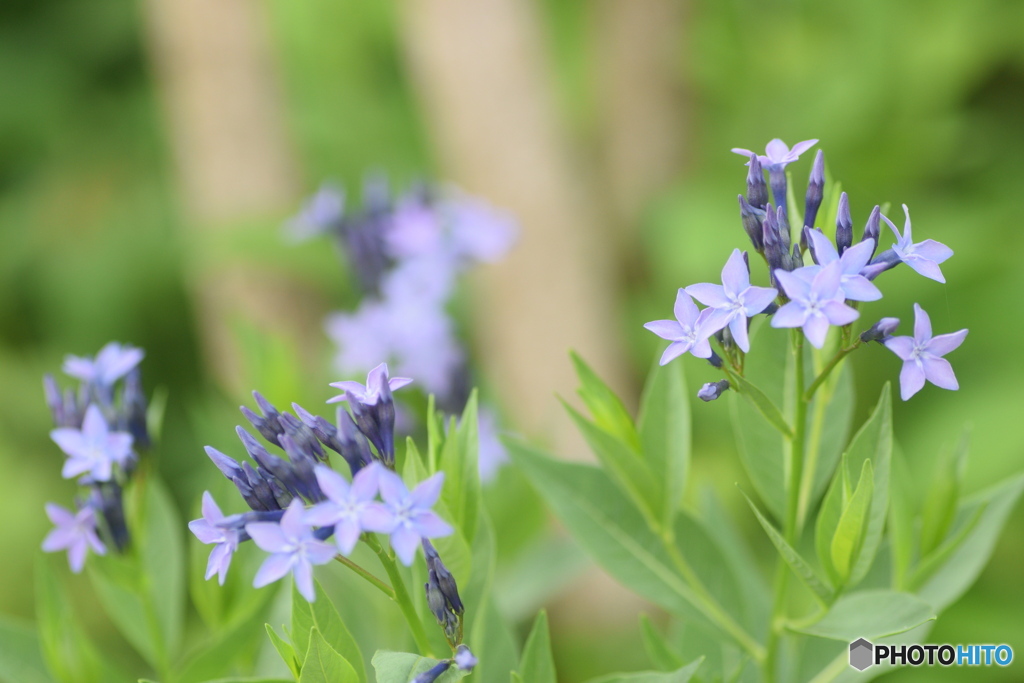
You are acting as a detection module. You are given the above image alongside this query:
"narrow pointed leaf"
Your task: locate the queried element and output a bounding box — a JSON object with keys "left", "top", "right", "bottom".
{"left": 743, "top": 493, "right": 832, "bottom": 604}
{"left": 844, "top": 385, "right": 892, "bottom": 586}
{"left": 790, "top": 590, "right": 934, "bottom": 641}
{"left": 731, "top": 375, "right": 793, "bottom": 438}
{"left": 829, "top": 459, "right": 874, "bottom": 584}
{"left": 637, "top": 358, "right": 691, "bottom": 529}
{"left": 571, "top": 351, "right": 640, "bottom": 450}
{"left": 299, "top": 628, "right": 359, "bottom": 683}
{"left": 519, "top": 611, "right": 556, "bottom": 683}
{"left": 639, "top": 615, "right": 684, "bottom": 672}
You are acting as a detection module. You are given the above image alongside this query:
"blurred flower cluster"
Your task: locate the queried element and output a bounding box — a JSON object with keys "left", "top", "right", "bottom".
{"left": 42, "top": 342, "right": 149, "bottom": 570}
{"left": 288, "top": 177, "right": 516, "bottom": 479}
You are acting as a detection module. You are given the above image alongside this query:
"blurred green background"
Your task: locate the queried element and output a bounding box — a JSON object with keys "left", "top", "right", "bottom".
{"left": 2, "top": 0, "right": 1023, "bottom": 680}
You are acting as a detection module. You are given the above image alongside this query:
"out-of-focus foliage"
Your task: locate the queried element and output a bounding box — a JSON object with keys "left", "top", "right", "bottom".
{"left": 2, "top": 0, "right": 1023, "bottom": 680}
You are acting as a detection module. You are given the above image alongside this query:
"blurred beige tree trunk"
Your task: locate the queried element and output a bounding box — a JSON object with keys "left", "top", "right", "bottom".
{"left": 595, "top": 0, "right": 687, "bottom": 235}
{"left": 142, "top": 0, "right": 317, "bottom": 396}
{"left": 400, "top": 0, "right": 631, "bottom": 458}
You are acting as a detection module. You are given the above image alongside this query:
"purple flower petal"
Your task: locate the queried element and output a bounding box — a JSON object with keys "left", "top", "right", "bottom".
{"left": 314, "top": 465, "right": 350, "bottom": 502}
{"left": 775, "top": 269, "right": 811, "bottom": 301}
{"left": 658, "top": 341, "right": 688, "bottom": 366}
{"left": 293, "top": 559, "right": 316, "bottom": 602}
{"left": 822, "top": 300, "right": 859, "bottom": 327}
{"left": 922, "top": 357, "right": 959, "bottom": 391}
{"left": 899, "top": 362, "right": 926, "bottom": 401}
{"left": 303, "top": 502, "right": 343, "bottom": 527}
{"left": 335, "top": 518, "right": 362, "bottom": 556}
{"left": 391, "top": 526, "right": 421, "bottom": 566}
{"left": 771, "top": 302, "right": 807, "bottom": 328}
{"left": 207, "top": 543, "right": 234, "bottom": 584}
{"left": 720, "top": 249, "right": 751, "bottom": 298}
{"left": 246, "top": 522, "right": 291, "bottom": 553}
{"left": 673, "top": 289, "right": 701, "bottom": 325}
{"left": 411, "top": 510, "right": 454, "bottom": 538}
{"left": 410, "top": 472, "right": 445, "bottom": 509}
{"left": 807, "top": 229, "right": 839, "bottom": 265}
{"left": 883, "top": 336, "right": 915, "bottom": 361}
{"left": 377, "top": 469, "right": 409, "bottom": 506}
{"left": 740, "top": 286, "right": 778, "bottom": 316}
{"left": 685, "top": 283, "right": 730, "bottom": 309}
{"left": 926, "top": 329, "right": 968, "bottom": 356}
{"left": 728, "top": 315, "right": 751, "bottom": 353}
{"left": 765, "top": 138, "right": 790, "bottom": 163}
{"left": 840, "top": 275, "right": 882, "bottom": 302}
{"left": 803, "top": 314, "right": 831, "bottom": 349}
{"left": 360, "top": 503, "right": 396, "bottom": 533}
{"left": 644, "top": 320, "right": 685, "bottom": 341}
{"left": 253, "top": 553, "right": 295, "bottom": 588}
{"left": 912, "top": 239, "right": 953, "bottom": 264}
{"left": 189, "top": 518, "right": 225, "bottom": 545}
{"left": 913, "top": 304, "right": 932, "bottom": 341}
{"left": 350, "top": 463, "right": 381, "bottom": 501}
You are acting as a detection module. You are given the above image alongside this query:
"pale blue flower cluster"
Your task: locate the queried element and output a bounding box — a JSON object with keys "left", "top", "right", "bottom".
{"left": 42, "top": 342, "right": 148, "bottom": 571}
{"left": 191, "top": 363, "right": 454, "bottom": 601}
{"left": 289, "top": 177, "right": 515, "bottom": 480}
{"left": 647, "top": 139, "right": 967, "bottom": 401}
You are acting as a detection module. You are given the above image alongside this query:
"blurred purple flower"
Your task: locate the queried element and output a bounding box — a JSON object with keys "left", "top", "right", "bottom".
{"left": 285, "top": 183, "right": 344, "bottom": 242}
{"left": 302, "top": 464, "right": 382, "bottom": 555}
{"left": 804, "top": 230, "right": 882, "bottom": 302}
{"left": 51, "top": 404, "right": 134, "bottom": 482}
{"left": 884, "top": 304, "right": 968, "bottom": 401}
{"left": 882, "top": 205, "right": 953, "bottom": 283}
{"left": 685, "top": 249, "right": 777, "bottom": 353}
{"left": 42, "top": 503, "right": 106, "bottom": 572}
{"left": 365, "top": 469, "right": 453, "bottom": 566}
{"left": 644, "top": 289, "right": 714, "bottom": 365}
{"left": 328, "top": 362, "right": 413, "bottom": 406}
{"left": 189, "top": 491, "right": 240, "bottom": 585}
{"left": 246, "top": 499, "right": 337, "bottom": 602}
{"left": 771, "top": 262, "right": 859, "bottom": 348}
{"left": 732, "top": 138, "right": 819, "bottom": 169}
{"left": 385, "top": 199, "right": 445, "bottom": 260}
{"left": 477, "top": 408, "right": 508, "bottom": 483}
{"left": 62, "top": 342, "right": 144, "bottom": 387}
{"left": 446, "top": 193, "right": 517, "bottom": 264}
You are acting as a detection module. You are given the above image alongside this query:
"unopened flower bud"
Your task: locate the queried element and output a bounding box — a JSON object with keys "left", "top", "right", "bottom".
{"left": 746, "top": 154, "right": 768, "bottom": 209}
{"left": 697, "top": 380, "right": 730, "bottom": 402}
{"left": 861, "top": 249, "right": 900, "bottom": 280}
{"left": 412, "top": 661, "right": 451, "bottom": 683}
{"left": 768, "top": 166, "right": 788, "bottom": 222}
{"left": 836, "top": 192, "right": 853, "bottom": 255}
{"left": 860, "top": 317, "right": 900, "bottom": 343}
{"left": 861, "top": 205, "right": 881, "bottom": 260}
{"left": 738, "top": 196, "right": 765, "bottom": 252}
{"left": 803, "top": 150, "right": 825, "bottom": 237}
{"left": 707, "top": 351, "right": 723, "bottom": 368}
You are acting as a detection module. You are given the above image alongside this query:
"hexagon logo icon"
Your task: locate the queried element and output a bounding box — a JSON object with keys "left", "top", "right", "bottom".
{"left": 849, "top": 638, "right": 874, "bottom": 671}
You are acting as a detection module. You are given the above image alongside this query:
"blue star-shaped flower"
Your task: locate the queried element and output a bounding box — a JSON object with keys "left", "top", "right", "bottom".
{"left": 881, "top": 205, "right": 953, "bottom": 283}
{"left": 883, "top": 304, "right": 967, "bottom": 400}
{"left": 804, "top": 229, "right": 882, "bottom": 302}
{"left": 62, "top": 342, "right": 144, "bottom": 387}
{"left": 771, "top": 262, "right": 859, "bottom": 349}
{"left": 41, "top": 503, "right": 106, "bottom": 573}
{"left": 302, "top": 463, "right": 382, "bottom": 556}
{"left": 685, "top": 249, "right": 777, "bottom": 353}
{"left": 189, "top": 491, "right": 241, "bottom": 585}
{"left": 246, "top": 499, "right": 338, "bottom": 602}
{"left": 364, "top": 469, "right": 453, "bottom": 566}
{"left": 731, "top": 138, "right": 819, "bottom": 169}
{"left": 327, "top": 362, "right": 413, "bottom": 406}
{"left": 50, "top": 404, "right": 134, "bottom": 482}
{"left": 644, "top": 289, "right": 713, "bottom": 365}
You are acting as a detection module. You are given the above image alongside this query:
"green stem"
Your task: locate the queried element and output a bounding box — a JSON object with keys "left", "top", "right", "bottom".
{"left": 365, "top": 535, "right": 436, "bottom": 657}
{"left": 803, "top": 341, "right": 861, "bottom": 402}
{"left": 335, "top": 554, "right": 395, "bottom": 599}
{"left": 766, "top": 330, "right": 810, "bottom": 682}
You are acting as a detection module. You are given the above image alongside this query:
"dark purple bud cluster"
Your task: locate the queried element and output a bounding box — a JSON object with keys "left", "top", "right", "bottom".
{"left": 423, "top": 538, "right": 464, "bottom": 645}
{"left": 697, "top": 380, "right": 731, "bottom": 402}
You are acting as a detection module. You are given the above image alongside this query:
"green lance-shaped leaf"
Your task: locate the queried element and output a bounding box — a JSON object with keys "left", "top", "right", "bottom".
{"left": 913, "top": 473, "right": 1024, "bottom": 611}
{"left": 639, "top": 614, "right": 684, "bottom": 672}
{"left": 582, "top": 657, "right": 704, "bottom": 683}
{"left": 439, "top": 391, "right": 481, "bottom": 542}
{"left": 517, "top": 611, "right": 556, "bottom": 683}
{"left": 815, "top": 456, "right": 847, "bottom": 588}
{"left": 917, "top": 429, "right": 970, "bottom": 558}
{"left": 789, "top": 589, "right": 934, "bottom": 641}
{"left": 728, "top": 321, "right": 788, "bottom": 519}
{"left": 563, "top": 401, "right": 660, "bottom": 526}
{"left": 371, "top": 651, "right": 468, "bottom": 683}
{"left": 841, "top": 385, "right": 892, "bottom": 586}
{"left": 637, "top": 358, "right": 691, "bottom": 531}
{"left": 508, "top": 441, "right": 734, "bottom": 639}
{"left": 743, "top": 493, "right": 833, "bottom": 605}
{"left": 265, "top": 625, "right": 300, "bottom": 679}
{"left": 829, "top": 459, "right": 874, "bottom": 586}
{"left": 730, "top": 374, "right": 793, "bottom": 439}
{"left": 0, "top": 615, "right": 52, "bottom": 683}
{"left": 571, "top": 351, "right": 641, "bottom": 451}
{"left": 299, "top": 628, "right": 360, "bottom": 683}
{"left": 292, "top": 581, "right": 365, "bottom": 681}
